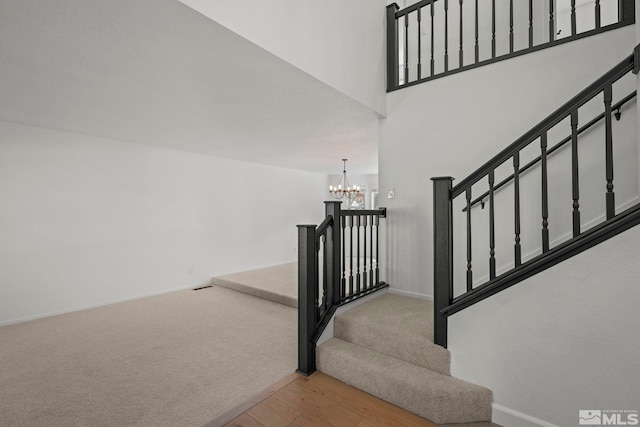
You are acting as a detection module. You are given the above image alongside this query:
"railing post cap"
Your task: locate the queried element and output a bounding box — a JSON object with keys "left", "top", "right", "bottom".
{"left": 297, "top": 224, "right": 317, "bottom": 229}
{"left": 324, "top": 201, "right": 342, "bottom": 205}
{"left": 431, "top": 176, "right": 455, "bottom": 181}
{"left": 387, "top": 3, "right": 399, "bottom": 11}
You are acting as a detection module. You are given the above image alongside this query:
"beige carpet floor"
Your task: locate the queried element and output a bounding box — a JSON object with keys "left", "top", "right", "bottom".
{"left": 0, "top": 286, "right": 296, "bottom": 427}
{"left": 210, "top": 263, "right": 297, "bottom": 308}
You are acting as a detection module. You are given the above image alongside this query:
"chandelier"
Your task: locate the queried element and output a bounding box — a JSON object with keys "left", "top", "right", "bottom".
{"left": 329, "top": 159, "right": 362, "bottom": 202}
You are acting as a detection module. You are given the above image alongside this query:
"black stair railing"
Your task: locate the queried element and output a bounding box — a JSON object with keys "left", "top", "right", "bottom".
{"left": 432, "top": 47, "right": 640, "bottom": 348}
{"left": 297, "top": 202, "right": 388, "bottom": 375}
{"left": 387, "top": 0, "right": 635, "bottom": 91}
{"left": 464, "top": 90, "right": 637, "bottom": 212}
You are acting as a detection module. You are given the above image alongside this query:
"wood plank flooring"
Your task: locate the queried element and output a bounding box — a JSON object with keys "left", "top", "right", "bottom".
{"left": 220, "top": 372, "right": 437, "bottom": 427}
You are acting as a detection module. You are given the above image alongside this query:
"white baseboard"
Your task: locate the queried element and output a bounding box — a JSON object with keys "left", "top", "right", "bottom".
{"left": 492, "top": 404, "right": 560, "bottom": 427}
{"left": 388, "top": 288, "right": 433, "bottom": 301}
{"left": 0, "top": 281, "right": 211, "bottom": 327}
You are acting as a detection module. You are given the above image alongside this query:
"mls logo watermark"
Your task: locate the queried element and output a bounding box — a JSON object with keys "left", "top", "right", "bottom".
{"left": 580, "top": 411, "right": 602, "bottom": 425}
{"left": 579, "top": 410, "right": 639, "bottom": 425}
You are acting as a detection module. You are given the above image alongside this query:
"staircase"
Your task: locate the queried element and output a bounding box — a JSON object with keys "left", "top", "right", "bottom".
{"left": 297, "top": 2, "right": 638, "bottom": 425}
{"left": 316, "top": 293, "right": 495, "bottom": 425}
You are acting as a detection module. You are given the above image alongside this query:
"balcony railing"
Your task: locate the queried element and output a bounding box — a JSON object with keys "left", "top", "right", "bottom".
{"left": 387, "top": 0, "right": 635, "bottom": 91}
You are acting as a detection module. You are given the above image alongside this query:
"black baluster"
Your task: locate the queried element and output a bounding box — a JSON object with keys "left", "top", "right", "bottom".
{"left": 491, "top": 0, "right": 496, "bottom": 58}
{"left": 349, "top": 216, "right": 354, "bottom": 296}
{"left": 541, "top": 132, "right": 550, "bottom": 253}
{"left": 488, "top": 171, "right": 496, "bottom": 280}
{"left": 356, "top": 214, "right": 361, "bottom": 293}
{"left": 571, "top": 111, "right": 581, "bottom": 237}
{"left": 529, "top": 0, "right": 534, "bottom": 48}
{"left": 514, "top": 152, "right": 522, "bottom": 267}
{"left": 321, "top": 234, "right": 328, "bottom": 313}
{"left": 369, "top": 215, "right": 374, "bottom": 288}
{"left": 341, "top": 215, "right": 346, "bottom": 300}
{"left": 509, "top": 0, "right": 514, "bottom": 53}
{"left": 362, "top": 215, "right": 368, "bottom": 291}
{"left": 459, "top": 0, "right": 464, "bottom": 67}
{"left": 376, "top": 214, "right": 381, "bottom": 284}
{"left": 445, "top": 0, "right": 449, "bottom": 72}
{"left": 466, "top": 188, "right": 473, "bottom": 291}
{"left": 549, "top": 0, "right": 555, "bottom": 42}
{"left": 431, "top": 2, "right": 435, "bottom": 76}
{"left": 571, "top": 0, "right": 577, "bottom": 35}
{"left": 595, "top": 0, "right": 601, "bottom": 29}
{"left": 475, "top": 0, "right": 479, "bottom": 63}
{"left": 417, "top": 8, "right": 422, "bottom": 80}
{"left": 404, "top": 14, "right": 409, "bottom": 83}
{"left": 604, "top": 85, "right": 615, "bottom": 219}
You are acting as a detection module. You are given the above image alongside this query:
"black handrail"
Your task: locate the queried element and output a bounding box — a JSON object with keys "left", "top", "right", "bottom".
{"left": 395, "top": 0, "right": 438, "bottom": 18}
{"left": 432, "top": 46, "right": 640, "bottom": 348}
{"left": 464, "top": 91, "right": 637, "bottom": 211}
{"left": 315, "top": 215, "right": 333, "bottom": 237}
{"left": 297, "top": 203, "right": 388, "bottom": 375}
{"left": 452, "top": 54, "right": 634, "bottom": 198}
{"left": 341, "top": 208, "right": 387, "bottom": 218}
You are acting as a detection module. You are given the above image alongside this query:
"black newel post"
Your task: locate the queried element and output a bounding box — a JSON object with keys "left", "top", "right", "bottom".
{"left": 620, "top": 0, "right": 635, "bottom": 25}
{"left": 297, "top": 224, "right": 317, "bottom": 376}
{"left": 431, "top": 177, "right": 454, "bottom": 348}
{"left": 387, "top": 3, "right": 400, "bottom": 91}
{"left": 325, "top": 201, "right": 342, "bottom": 306}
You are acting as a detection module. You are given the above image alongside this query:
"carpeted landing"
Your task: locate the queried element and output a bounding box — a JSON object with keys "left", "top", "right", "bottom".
{"left": 317, "top": 293, "right": 496, "bottom": 426}
{"left": 210, "top": 262, "right": 297, "bottom": 308}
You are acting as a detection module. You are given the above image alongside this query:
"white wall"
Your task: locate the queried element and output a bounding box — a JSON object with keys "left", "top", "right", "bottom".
{"left": 380, "top": 25, "right": 637, "bottom": 298}
{"left": 177, "top": 0, "right": 387, "bottom": 116}
{"left": 449, "top": 225, "right": 640, "bottom": 427}
{"left": 0, "top": 121, "right": 327, "bottom": 325}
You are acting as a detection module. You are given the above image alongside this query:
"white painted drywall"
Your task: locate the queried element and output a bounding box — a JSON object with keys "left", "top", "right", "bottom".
{"left": 0, "top": 121, "right": 327, "bottom": 325}
{"left": 380, "top": 25, "right": 637, "bottom": 298}
{"left": 177, "top": 0, "right": 387, "bottom": 116}
{"left": 449, "top": 224, "right": 640, "bottom": 427}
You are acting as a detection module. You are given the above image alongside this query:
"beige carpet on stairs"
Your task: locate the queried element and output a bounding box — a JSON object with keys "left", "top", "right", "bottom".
{"left": 317, "top": 293, "right": 494, "bottom": 425}
{"left": 210, "top": 262, "right": 297, "bottom": 308}
{"left": 0, "top": 286, "right": 297, "bottom": 427}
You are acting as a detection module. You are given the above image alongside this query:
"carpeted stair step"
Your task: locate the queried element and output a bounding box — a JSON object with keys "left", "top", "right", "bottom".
{"left": 317, "top": 338, "right": 493, "bottom": 425}
{"left": 334, "top": 293, "right": 451, "bottom": 375}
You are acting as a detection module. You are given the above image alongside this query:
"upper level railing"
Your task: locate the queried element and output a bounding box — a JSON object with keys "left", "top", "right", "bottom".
{"left": 297, "top": 202, "right": 388, "bottom": 375}
{"left": 431, "top": 46, "right": 640, "bottom": 348}
{"left": 387, "top": 0, "right": 636, "bottom": 91}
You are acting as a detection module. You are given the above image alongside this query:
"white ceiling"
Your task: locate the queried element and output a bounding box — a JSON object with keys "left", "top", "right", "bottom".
{"left": 0, "top": 0, "right": 381, "bottom": 174}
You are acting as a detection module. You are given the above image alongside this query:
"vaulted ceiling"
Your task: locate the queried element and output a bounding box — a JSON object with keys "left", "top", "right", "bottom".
{"left": 0, "top": 0, "right": 381, "bottom": 174}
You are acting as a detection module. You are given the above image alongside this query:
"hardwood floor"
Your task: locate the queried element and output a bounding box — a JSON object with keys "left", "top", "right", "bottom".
{"left": 219, "top": 372, "right": 437, "bottom": 427}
